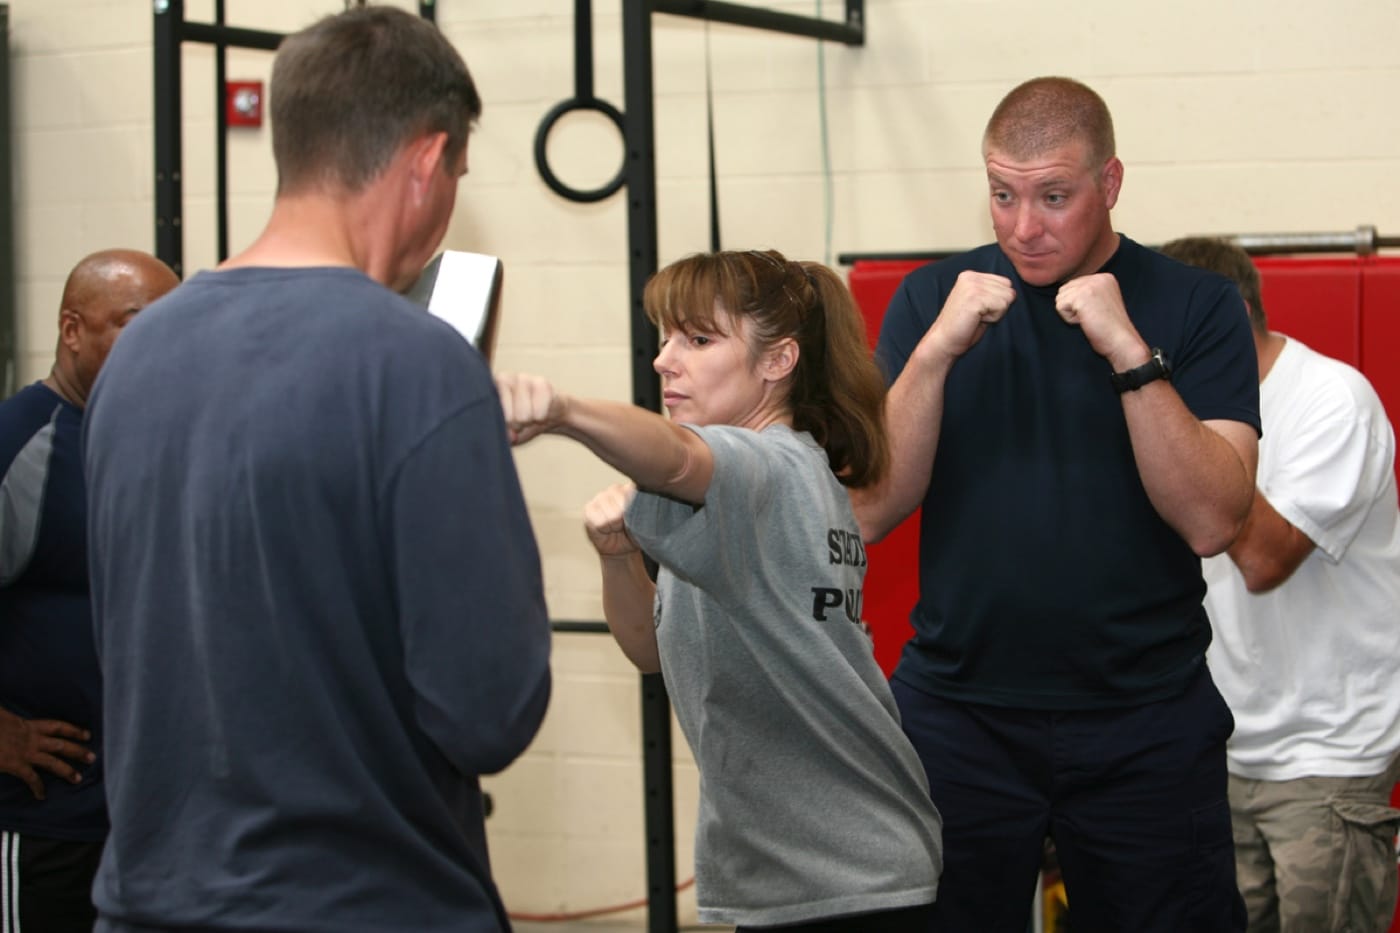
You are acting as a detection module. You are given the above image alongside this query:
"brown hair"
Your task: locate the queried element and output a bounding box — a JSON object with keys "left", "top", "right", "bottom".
{"left": 1159, "top": 237, "right": 1267, "bottom": 333}
{"left": 643, "top": 249, "right": 889, "bottom": 488}
{"left": 983, "top": 76, "right": 1115, "bottom": 169}
{"left": 270, "top": 6, "right": 481, "bottom": 194}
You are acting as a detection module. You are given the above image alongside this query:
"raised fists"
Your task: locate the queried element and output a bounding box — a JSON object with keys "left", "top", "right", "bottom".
{"left": 925, "top": 269, "right": 1147, "bottom": 371}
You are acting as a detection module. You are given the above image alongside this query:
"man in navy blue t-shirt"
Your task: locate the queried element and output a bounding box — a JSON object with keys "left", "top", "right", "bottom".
{"left": 82, "top": 9, "right": 551, "bottom": 933}
{"left": 854, "top": 77, "right": 1261, "bottom": 933}
{"left": 0, "top": 248, "right": 178, "bottom": 933}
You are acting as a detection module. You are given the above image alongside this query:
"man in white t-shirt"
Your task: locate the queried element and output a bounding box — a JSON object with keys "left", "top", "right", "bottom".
{"left": 1162, "top": 236, "right": 1400, "bottom": 933}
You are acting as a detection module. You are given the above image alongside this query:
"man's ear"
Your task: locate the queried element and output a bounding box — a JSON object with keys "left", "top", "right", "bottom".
{"left": 1101, "top": 156, "right": 1124, "bottom": 209}
{"left": 763, "top": 337, "right": 799, "bottom": 382}
{"left": 59, "top": 309, "right": 83, "bottom": 353}
{"left": 406, "top": 131, "right": 450, "bottom": 202}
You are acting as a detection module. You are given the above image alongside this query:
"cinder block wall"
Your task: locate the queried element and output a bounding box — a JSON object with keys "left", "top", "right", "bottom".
{"left": 9, "top": 0, "right": 1400, "bottom": 923}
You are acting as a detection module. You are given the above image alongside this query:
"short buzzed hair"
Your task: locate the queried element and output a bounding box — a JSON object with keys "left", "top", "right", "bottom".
{"left": 983, "top": 76, "right": 1116, "bottom": 169}
{"left": 270, "top": 6, "right": 481, "bottom": 195}
{"left": 1159, "top": 237, "right": 1267, "bottom": 333}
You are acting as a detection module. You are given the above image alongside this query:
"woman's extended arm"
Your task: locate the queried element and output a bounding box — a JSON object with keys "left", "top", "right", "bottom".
{"left": 497, "top": 373, "right": 713, "bottom": 505}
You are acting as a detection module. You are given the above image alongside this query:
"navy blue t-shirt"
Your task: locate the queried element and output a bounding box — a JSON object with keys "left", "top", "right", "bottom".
{"left": 0, "top": 382, "right": 106, "bottom": 841}
{"left": 876, "top": 237, "right": 1260, "bottom": 709}
{"left": 84, "top": 267, "right": 551, "bottom": 932}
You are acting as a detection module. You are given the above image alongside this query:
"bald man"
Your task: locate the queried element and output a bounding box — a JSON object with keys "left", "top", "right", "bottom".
{"left": 0, "top": 248, "right": 178, "bottom": 933}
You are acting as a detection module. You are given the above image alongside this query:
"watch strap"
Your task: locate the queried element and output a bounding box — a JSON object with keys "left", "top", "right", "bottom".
{"left": 1111, "top": 348, "right": 1172, "bottom": 393}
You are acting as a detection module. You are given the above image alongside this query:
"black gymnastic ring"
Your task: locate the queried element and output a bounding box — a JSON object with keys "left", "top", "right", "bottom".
{"left": 533, "top": 97, "right": 627, "bottom": 204}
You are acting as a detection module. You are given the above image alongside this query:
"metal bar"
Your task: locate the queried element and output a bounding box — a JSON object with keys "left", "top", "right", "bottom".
{"left": 574, "top": 0, "right": 594, "bottom": 100}
{"left": 153, "top": 0, "right": 184, "bottom": 275}
{"left": 0, "top": 3, "right": 14, "bottom": 395}
{"left": 214, "top": 0, "right": 229, "bottom": 262}
{"left": 182, "top": 21, "right": 283, "bottom": 52}
{"left": 639, "top": 673, "right": 677, "bottom": 933}
{"left": 1223, "top": 225, "right": 1400, "bottom": 256}
{"left": 836, "top": 250, "right": 955, "bottom": 265}
{"left": 622, "top": 4, "right": 662, "bottom": 418}
{"left": 654, "top": 0, "right": 864, "bottom": 44}
{"left": 621, "top": 5, "right": 676, "bottom": 929}
{"left": 549, "top": 620, "right": 610, "bottom": 634}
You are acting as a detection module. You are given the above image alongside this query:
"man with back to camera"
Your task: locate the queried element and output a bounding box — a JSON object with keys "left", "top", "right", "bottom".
{"left": 1, "top": 248, "right": 178, "bottom": 933}
{"left": 853, "top": 76, "right": 1261, "bottom": 932}
{"left": 1162, "top": 235, "right": 1400, "bottom": 933}
{"left": 81, "top": 8, "right": 551, "bottom": 932}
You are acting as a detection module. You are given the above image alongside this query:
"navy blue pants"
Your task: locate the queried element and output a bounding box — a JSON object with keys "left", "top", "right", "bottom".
{"left": 893, "top": 665, "right": 1247, "bottom": 933}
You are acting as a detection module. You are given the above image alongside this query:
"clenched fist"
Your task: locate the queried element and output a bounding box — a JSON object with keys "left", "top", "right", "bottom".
{"left": 495, "top": 372, "right": 567, "bottom": 445}
{"left": 919, "top": 270, "right": 1016, "bottom": 363}
{"left": 584, "top": 483, "right": 639, "bottom": 558}
{"left": 1054, "top": 273, "right": 1149, "bottom": 368}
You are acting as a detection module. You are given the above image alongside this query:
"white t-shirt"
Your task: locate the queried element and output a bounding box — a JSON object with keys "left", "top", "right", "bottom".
{"left": 1204, "top": 335, "right": 1400, "bottom": 780}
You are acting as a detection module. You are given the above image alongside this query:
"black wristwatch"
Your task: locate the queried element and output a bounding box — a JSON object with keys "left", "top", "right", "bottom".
{"left": 1110, "top": 347, "right": 1172, "bottom": 393}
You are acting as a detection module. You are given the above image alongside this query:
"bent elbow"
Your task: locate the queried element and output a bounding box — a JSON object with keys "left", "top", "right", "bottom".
{"left": 860, "top": 512, "right": 895, "bottom": 545}
{"left": 849, "top": 489, "right": 904, "bottom": 544}
{"left": 614, "top": 633, "right": 662, "bottom": 674}
{"left": 1240, "top": 562, "right": 1290, "bottom": 595}
{"left": 1187, "top": 517, "right": 1246, "bottom": 559}
{"left": 632, "top": 655, "right": 662, "bottom": 676}
{"left": 474, "top": 674, "right": 552, "bottom": 775}
{"left": 1243, "top": 575, "right": 1284, "bottom": 595}
{"left": 426, "top": 665, "right": 552, "bottom": 777}
{"left": 1190, "top": 533, "right": 1232, "bottom": 559}
{"left": 1187, "top": 496, "right": 1253, "bottom": 558}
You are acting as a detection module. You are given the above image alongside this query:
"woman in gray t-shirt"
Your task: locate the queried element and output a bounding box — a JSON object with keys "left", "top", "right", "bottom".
{"left": 497, "top": 249, "right": 942, "bottom": 931}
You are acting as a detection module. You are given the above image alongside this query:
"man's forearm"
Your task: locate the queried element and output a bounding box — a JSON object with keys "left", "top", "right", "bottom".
{"left": 1122, "top": 384, "right": 1257, "bottom": 556}
{"left": 1226, "top": 491, "right": 1316, "bottom": 592}
{"left": 853, "top": 351, "right": 953, "bottom": 543}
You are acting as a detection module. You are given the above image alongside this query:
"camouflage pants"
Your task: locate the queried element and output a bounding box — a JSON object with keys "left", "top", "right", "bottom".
{"left": 1230, "top": 758, "right": 1400, "bottom": 933}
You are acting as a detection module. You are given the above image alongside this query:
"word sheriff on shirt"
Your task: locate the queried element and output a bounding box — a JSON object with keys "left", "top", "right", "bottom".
{"left": 812, "top": 527, "right": 868, "bottom": 624}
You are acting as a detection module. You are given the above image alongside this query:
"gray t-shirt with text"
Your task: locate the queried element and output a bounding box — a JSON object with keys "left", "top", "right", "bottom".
{"left": 626, "top": 423, "right": 942, "bottom": 927}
